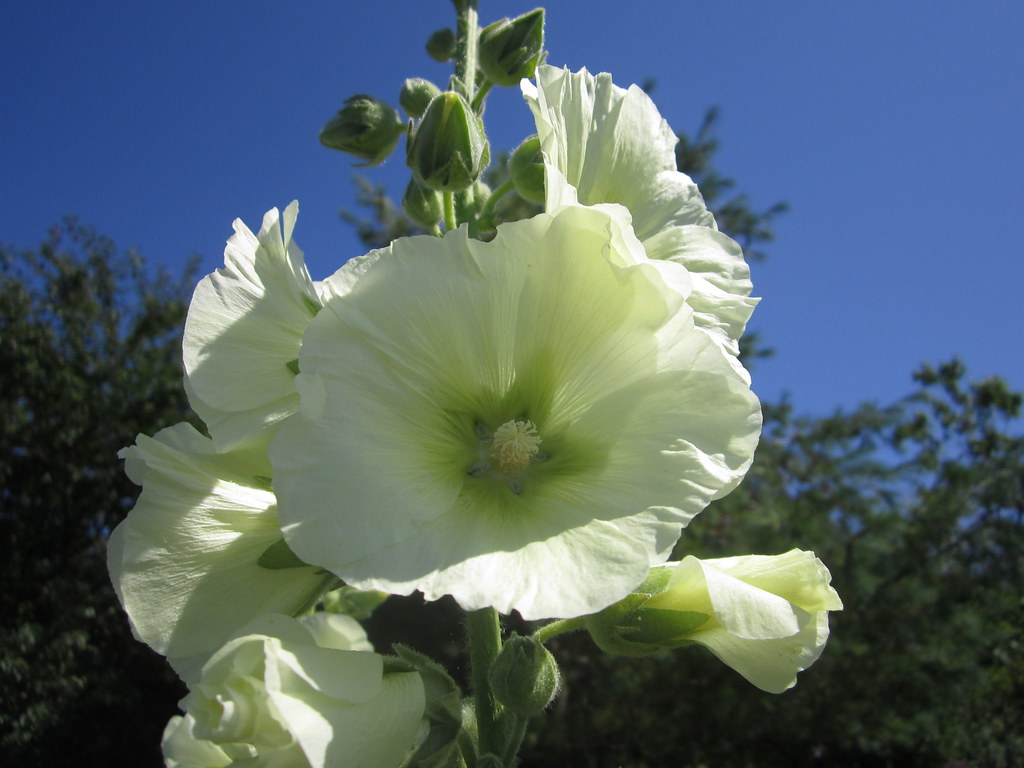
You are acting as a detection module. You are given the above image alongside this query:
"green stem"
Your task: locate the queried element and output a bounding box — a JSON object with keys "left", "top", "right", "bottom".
{"left": 496, "top": 713, "right": 529, "bottom": 767}
{"left": 531, "top": 616, "right": 586, "bottom": 644}
{"left": 443, "top": 191, "right": 457, "bottom": 231}
{"left": 455, "top": 0, "right": 480, "bottom": 99}
{"left": 466, "top": 607, "right": 503, "bottom": 757}
{"left": 471, "top": 79, "right": 494, "bottom": 112}
{"left": 478, "top": 178, "right": 515, "bottom": 225}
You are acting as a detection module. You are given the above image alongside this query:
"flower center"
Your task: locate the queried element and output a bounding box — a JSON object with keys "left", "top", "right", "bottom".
{"left": 490, "top": 419, "right": 542, "bottom": 472}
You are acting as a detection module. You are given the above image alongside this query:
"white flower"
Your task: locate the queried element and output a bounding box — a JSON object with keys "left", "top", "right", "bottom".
{"left": 163, "top": 614, "right": 425, "bottom": 768}
{"left": 108, "top": 422, "right": 334, "bottom": 681}
{"left": 522, "top": 66, "right": 758, "bottom": 356}
{"left": 270, "top": 204, "right": 761, "bottom": 620}
{"left": 644, "top": 550, "right": 843, "bottom": 693}
{"left": 182, "top": 202, "right": 373, "bottom": 449}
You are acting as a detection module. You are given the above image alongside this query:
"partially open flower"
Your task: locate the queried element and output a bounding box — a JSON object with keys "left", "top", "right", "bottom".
{"left": 522, "top": 66, "right": 758, "bottom": 356}
{"left": 586, "top": 550, "right": 843, "bottom": 693}
{"left": 163, "top": 614, "right": 425, "bottom": 768}
{"left": 108, "top": 423, "right": 335, "bottom": 681}
{"left": 270, "top": 204, "right": 761, "bottom": 620}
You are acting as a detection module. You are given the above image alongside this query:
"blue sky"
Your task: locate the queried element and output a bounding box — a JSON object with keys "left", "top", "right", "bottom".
{"left": 3, "top": 1, "right": 1021, "bottom": 416}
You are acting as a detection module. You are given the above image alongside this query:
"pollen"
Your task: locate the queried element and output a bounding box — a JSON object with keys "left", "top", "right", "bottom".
{"left": 490, "top": 419, "right": 542, "bottom": 472}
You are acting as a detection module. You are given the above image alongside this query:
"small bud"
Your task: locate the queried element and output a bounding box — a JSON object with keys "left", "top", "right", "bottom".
{"left": 400, "top": 78, "right": 442, "bottom": 119}
{"left": 488, "top": 635, "right": 560, "bottom": 718}
{"left": 426, "top": 28, "right": 456, "bottom": 62}
{"left": 509, "top": 135, "right": 545, "bottom": 204}
{"left": 319, "top": 95, "right": 404, "bottom": 166}
{"left": 407, "top": 91, "right": 490, "bottom": 192}
{"left": 402, "top": 178, "right": 444, "bottom": 227}
{"left": 478, "top": 8, "right": 545, "bottom": 87}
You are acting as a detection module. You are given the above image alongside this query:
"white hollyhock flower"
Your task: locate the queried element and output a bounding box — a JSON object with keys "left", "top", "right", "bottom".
{"left": 108, "top": 422, "right": 335, "bottom": 681}
{"left": 271, "top": 204, "right": 761, "bottom": 620}
{"left": 645, "top": 550, "right": 843, "bottom": 693}
{"left": 163, "top": 614, "right": 425, "bottom": 768}
{"left": 522, "top": 66, "right": 758, "bottom": 356}
{"left": 182, "top": 202, "right": 375, "bottom": 449}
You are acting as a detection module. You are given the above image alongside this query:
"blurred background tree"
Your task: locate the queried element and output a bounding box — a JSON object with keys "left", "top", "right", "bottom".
{"left": 0, "top": 222, "right": 196, "bottom": 766}
{"left": 1, "top": 112, "right": 1020, "bottom": 768}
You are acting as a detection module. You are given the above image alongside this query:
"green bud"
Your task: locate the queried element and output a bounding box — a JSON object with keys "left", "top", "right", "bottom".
{"left": 426, "top": 28, "right": 456, "bottom": 62}
{"left": 407, "top": 91, "right": 490, "bottom": 192}
{"left": 488, "top": 635, "right": 560, "bottom": 718}
{"left": 509, "top": 135, "right": 546, "bottom": 204}
{"left": 478, "top": 8, "right": 545, "bottom": 87}
{"left": 400, "top": 78, "right": 442, "bottom": 119}
{"left": 402, "top": 178, "right": 444, "bottom": 227}
{"left": 319, "top": 95, "right": 404, "bottom": 166}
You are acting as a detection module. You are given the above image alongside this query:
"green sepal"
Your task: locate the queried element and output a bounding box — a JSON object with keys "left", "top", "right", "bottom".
{"left": 388, "top": 645, "right": 468, "bottom": 768}
{"left": 285, "top": 358, "right": 300, "bottom": 376}
{"left": 256, "top": 538, "right": 309, "bottom": 570}
{"left": 391, "top": 645, "right": 463, "bottom": 728}
{"left": 618, "top": 607, "right": 710, "bottom": 645}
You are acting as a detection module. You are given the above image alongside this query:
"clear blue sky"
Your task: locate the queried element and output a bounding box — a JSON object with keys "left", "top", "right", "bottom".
{"left": 3, "top": 1, "right": 1022, "bottom": 416}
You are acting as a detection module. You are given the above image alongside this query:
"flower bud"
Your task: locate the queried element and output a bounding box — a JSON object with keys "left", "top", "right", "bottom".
{"left": 509, "top": 135, "right": 545, "bottom": 204}
{"left": 425, "top": 28, "right": 456, "bottom": 62}
{"left": 585, "top": 551, "right": 844, "bottom": 693}
{"left": 407, "top": 91, "right": 490, "bottom": 192}
{"left": 400, "top": 78, "right": 442, "bottom": 119}
{"left": 488, "top": 635, "right": 560, "bottom": 718}
{"left": 478, "top": 8, "right": 545, "bottom": 86}
{"left": 319, "top": 95, "right": 404, "bottom": 166}
{"left": 402, "top": 178, "right": 444, "bottom": 228}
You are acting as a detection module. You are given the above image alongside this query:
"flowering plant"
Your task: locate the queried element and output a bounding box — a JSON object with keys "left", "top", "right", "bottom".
{"left": 109, "top": 2, "right": 841, "bottom": 766}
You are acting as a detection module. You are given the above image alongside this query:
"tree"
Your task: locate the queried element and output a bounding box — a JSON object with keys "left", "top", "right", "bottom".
{"left": 0, "top": 220, "right": 198, "bottom": 766}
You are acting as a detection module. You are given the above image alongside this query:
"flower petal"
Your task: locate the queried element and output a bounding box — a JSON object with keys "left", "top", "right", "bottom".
{"left": 272, "top": 205, "right": 760, "bottom": 618}
{"left": 108, "top": 422, "right": 331, "bottom": 681}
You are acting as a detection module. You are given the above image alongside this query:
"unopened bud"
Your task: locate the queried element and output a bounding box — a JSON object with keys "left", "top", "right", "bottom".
{"left": 488, "top": 635, "right": 559, "bottom": 718}
{"left": 400, "top": 78, "right": 442, "bottom": 119}
{"left": 407, "top": 91, "right": 490, "bottom": 192}
{"left": 319, "top": 95, "right": 404, "bottom": 166}
{"left": 402, "top": 178, "right": 443, "bottom": 227}
{"left": 425, "top": 28, "right": 456, "bottom": 62}
{"left": 509, "top": 135, "right": 545, "bottom": 204}
{"left": 478, "top": 8, "right": 545, "bottom": 87}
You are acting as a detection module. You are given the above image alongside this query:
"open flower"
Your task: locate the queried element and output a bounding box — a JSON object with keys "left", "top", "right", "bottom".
{"left": 270, "top": 204, "right": 761, "bottom": 620}
{"left": 522, "top": 66, "right": 758, "bottom": 356}
{"left": 108, "top": 422, "right": 335, "bottom": 681}
{"left": 587, "top": 550, "right": 843, "bottom": 693}
{"left": 163, "top": 614, "right": 425, "bottom": 768}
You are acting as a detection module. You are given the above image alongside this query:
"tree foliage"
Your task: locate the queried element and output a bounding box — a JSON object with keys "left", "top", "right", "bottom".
{"left": 0, "top": 221, "right": 197, "bottom": 766}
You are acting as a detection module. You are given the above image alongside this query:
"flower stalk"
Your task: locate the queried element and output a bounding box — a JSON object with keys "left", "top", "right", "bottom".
{"left": 466, "top": 607, "right": 504, "bottom": 759}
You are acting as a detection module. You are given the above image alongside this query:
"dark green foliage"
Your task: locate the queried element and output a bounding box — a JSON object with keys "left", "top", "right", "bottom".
{"left": 0, "top": 221, "right": 196, "bottom": 766}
